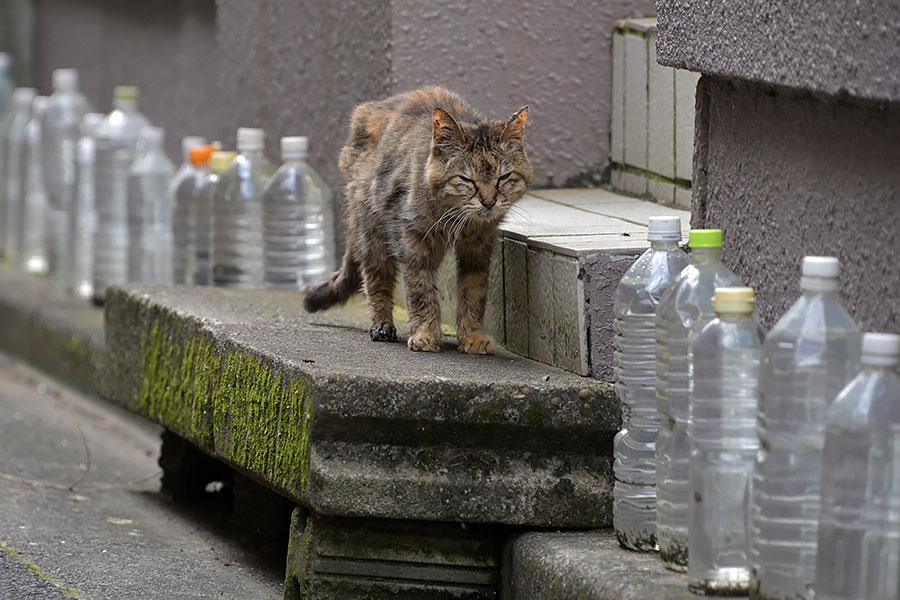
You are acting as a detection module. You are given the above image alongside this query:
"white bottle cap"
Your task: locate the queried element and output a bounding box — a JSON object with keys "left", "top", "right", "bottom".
{"left": 32, "top": 96, "right": 49, "bottom": 115}
{"left": 237, "top": 127, "right": 264, "bottom": 151}
{"left": 861, "top": 332, "right": 900, "bottom": 367}
{"left": 0, "top": 53, "right": 11, "bottom": 71}
{"left": 281, "top": 136, "right": 308, "bottom": 159}
{"left": 140, "top": 125, "right": 165, "bottom": 143}
{"left": 181, "top": 136, "right": 207, "bottom": 161}
{"left": 647, "top": 216, "right": 682, "bottom": 241}
{"left": 13, "top": 87, "right": 37, "bottom": 105}
{"left": 52, "top": 68, "right": 79, "bottom": 92}
{"left": 81, "top": 112, "right": 105, "bottom": 136}
{"left": 801, "top": 256, "right": 840, "bottom": 292}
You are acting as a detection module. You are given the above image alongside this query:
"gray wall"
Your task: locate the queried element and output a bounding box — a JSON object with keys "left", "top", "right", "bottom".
{"left": 30, "top": 0, "right": 656, "bottom": 190}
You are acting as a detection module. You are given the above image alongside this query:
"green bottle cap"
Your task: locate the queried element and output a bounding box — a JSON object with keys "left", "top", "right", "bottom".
{"left": 688, "top": 229, "right": 723, "bottom": 248}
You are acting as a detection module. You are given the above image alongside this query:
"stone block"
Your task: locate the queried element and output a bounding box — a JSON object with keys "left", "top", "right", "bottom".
{"left": 483, "top": 241, "right": 504, "bottom": 344}
{"left": 551, "top": 255, "right": 588, "bottom": 375}
{"left": 674, "top": 185, "right": 692, "bottom": 211}
{"left": 610, "top": 30, "right": 625, "bottom": 165}
{"left": 623, "top": 32, "right": 648, "bottom": 170}
{"left": 647, "top": 31, "right": 675, "bottom": 179}
{"left": 503, "top": 239, "right": 529, "bottom": 356}
{"left": 648, "top": 178, "right": 676, "bottom": 206}
{"left": 526, "top": 247, "right": 554, "bottom": 365}
{"left": 610, "top": 164, "right": 626, "bottom": 192}
{"left": 621, "top": 170, "right": 648, "bottom": 197}
{"left": 675, "top": 68, "right": 700, "bottom": 182}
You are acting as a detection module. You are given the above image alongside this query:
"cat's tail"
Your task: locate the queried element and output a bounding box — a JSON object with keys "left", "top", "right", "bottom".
{"left": 303, "top": 247, "right": 361, "bottom": 313}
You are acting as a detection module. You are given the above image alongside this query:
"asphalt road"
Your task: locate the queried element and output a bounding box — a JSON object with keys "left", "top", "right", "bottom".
{"left": 0, "top": 353, "right": 284, "bottom": 599}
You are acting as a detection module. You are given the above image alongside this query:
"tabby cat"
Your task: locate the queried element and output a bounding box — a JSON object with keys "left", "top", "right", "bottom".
{"left": 303, "top": 87, "right": 533, "bottom": 354}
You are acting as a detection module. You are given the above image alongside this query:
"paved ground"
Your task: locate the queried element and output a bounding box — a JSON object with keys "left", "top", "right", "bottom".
{"left": 0, "top": 353, "right": 284, "bottom": 599}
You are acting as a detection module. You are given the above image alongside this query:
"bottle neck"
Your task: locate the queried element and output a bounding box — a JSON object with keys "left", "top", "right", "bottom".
{"left": 716, "top": 311, "right": 755, "bottom": 322}
{"left": 690, "top": 246, "right": 722, "bottom": 264}
{"left": 239, "top": 147, "right": 265, "bottom": 159}
{"left": 649, "top": 239, "right": 681, "bottom": 251}
{"left": 113, "top": 98, "right": 138, "bottom": 112}
{"left": 800, "top": 276, "right": 840, "bottom": 294}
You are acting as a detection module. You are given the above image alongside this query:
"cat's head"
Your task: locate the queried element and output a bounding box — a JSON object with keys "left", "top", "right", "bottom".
{"left": 425, "top": 106, "right": 533, "bottom": 226}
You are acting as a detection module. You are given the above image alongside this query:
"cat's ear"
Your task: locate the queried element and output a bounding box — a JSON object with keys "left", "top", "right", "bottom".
{"left": 432, "top": 108, "right": 464, "bottom": 146}
{"left": 501, "top": 106, "right": 529, "bottom": 140}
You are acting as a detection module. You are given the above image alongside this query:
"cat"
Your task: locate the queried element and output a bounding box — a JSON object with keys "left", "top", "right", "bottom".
{"left": 303, "top": 86, "right": 533, "bottom": 354}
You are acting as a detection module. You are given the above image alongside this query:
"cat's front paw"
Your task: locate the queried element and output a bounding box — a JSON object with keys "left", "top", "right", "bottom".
{"left": 407, "top": 330, "right": 442, "bottom": 352}
{"left": 370, "top": 322, "right": 398, "bottom": 342}
{"left": 458, "top": 331, "right": 494, "bottom": 355}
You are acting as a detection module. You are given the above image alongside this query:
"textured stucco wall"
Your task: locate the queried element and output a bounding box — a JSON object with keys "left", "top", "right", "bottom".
{"left": 391, "top": 0, "right": 655, "bottom": 187}
{"left": 694, "top": 76, "right": 900, "bottom": 332}
{"left": 656, "top": 0, "right": 900, "bottom": 103}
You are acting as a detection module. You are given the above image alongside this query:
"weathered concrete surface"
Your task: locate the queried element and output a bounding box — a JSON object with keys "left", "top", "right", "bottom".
{"left": 285, "top": 509, "right": 502, "bottom": 599}
{"left": 101, "top": 284, "right": 619, "bottom": 527}
{"left": 656, "top": 0, "right": 900, "bottom": 103}
{"left": 693, "top": 77, "right": 900, "bottom": 331}
{"left": 0, "top": 266, "right": 103, "bottom": 394}
{"left": 506, "top": 530, "right": 733, "bottom": 599}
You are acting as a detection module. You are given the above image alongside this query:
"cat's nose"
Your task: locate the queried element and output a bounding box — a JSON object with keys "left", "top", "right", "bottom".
{"left": 481, "top": 195, "right": 496, "bottom": 209}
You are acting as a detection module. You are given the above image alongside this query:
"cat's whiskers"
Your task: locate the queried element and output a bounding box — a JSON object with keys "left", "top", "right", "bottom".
{"left": 424, "top": 204, "right": 467, "bottom": 241}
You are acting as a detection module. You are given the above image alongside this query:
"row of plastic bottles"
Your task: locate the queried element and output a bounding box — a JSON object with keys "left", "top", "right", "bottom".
{"left": 0, "top": 58, "right": 336, "bottom": 302}
{"left": 613, "top": 217, "right": 899, "bottom": 599}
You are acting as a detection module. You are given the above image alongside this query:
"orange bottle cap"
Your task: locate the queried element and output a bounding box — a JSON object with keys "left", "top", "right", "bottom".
{"left": 190, "top": 145, "right": 216, "bottom": 166}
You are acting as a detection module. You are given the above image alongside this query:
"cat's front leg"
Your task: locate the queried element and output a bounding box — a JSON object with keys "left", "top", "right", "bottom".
{"left": 402, "top": 244, "right": 443, "bottom": 353}
{"left": 455, "top": 238, "right": 495, "bottom": 355}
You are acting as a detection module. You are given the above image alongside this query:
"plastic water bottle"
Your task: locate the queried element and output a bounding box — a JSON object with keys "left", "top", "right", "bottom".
{"left": 66, "top": 112, "right": 104, "bottom": 299}
{"left": 612, "top": 215, "right": 689, "bottom": 552}
{"left": 127, "top": 126, "right": 175, "bottom": 283}
{"left": 750, "top": 256, "right": 861, "bottom": 600}
{"left": 212, "top": 127, "right": 274, "bottom": 288}
{"left": 1, "top": 87, "right": 35, "bottom": 258}
{"left": 42, "top": 68, "right": 92, "bottom": 278}
{"left": 171, "top": 137, "right": 209, "bottom": 284}
{"left": 21, "top": 96, "right": 50, "bottom": 275}
{"left": 656, "top": 228, "right": 742, "bottom": 571}
{"left": 815, "top": 333, "right": 900, "bottom": 600}
{"left": 2, "top": 87, "right": 37, "bottom": 262}
{"left": 262, "top": 136, "right": 336, "bottom": 289}
{"left": 688, "top": 287, "right": 764, "bottom": 595}
{"left": 0, "top": 53, "right": 13, "bottom": 117}
{"left": 92, "top": 86, "right": 149, "bottom": 302}
{"left": 195, "top": 150, "right": 236, "bottom": 285}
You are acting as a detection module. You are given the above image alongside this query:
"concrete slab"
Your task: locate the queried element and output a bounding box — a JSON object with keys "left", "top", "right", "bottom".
{"left": 623, "top": 32, "right": 648, "bottom": 171}
{"left": 648, "top": 30, "right": 675, "bottom": 179}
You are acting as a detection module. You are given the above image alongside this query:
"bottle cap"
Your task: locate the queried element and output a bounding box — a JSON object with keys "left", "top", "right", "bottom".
{"left": 281, "top": 136, "right": 308, "bottom": 159}
{"left": 712, "top": 287, "right": 755, "bottom": 314}
{"left": 647, "top": 216, "right": 682, "bottom": 241}
{"left": 139, "top": 125, "right": 165, "bottom": 143}
{"left": 209, "top": 150, "right": 238, "bottom": 174}
{"left": 13, "top": 87, "right": 37, "bottom": 105}
{"left": 688, "top": 229, "right": 723, "bottom": 248}
{"left": 32, "top": 96, "right": 49, "bottom": 114}
{"left": 861, "top": 332, "right": 900, "bottom": 367}
{"left": 113, "top": 85, "right": 139, "bottom": 101}
{"left": 800, "top": 256, "right": 840, "bottom": 292}
{"left": 190, "top": 145, "right": 217, "bottom": 166}
{"left": 236, "top": 127, "right": 264, "bottom": 151}
{"left": 80, "top": 112, "right": 105, "bottom": 136}
{"left": 181, "top": 136, "right": 207, "bottom": 162}
{"left": 52, "top": 68, "right": 79, "bottom": 92}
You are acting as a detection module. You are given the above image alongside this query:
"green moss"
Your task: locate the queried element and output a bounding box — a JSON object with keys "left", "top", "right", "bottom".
{"left": 524, "top": 400, "right": 550, "bottom": 427}
{"left": 274, "top": 379, "right": 312, "bottom": 493}
{"left": 0, "top": 541, "right": 82, "bottom": 598}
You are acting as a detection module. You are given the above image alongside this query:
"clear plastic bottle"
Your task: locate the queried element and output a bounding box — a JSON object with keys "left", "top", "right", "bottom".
{"left": 21, "top": 96, "right": 50, "bottom": 275}
{"left": 688, "top": 287, "right": 764, "bottom": 595}
{"left": 750, "top": 256, "right": 861, "bottom": 600}
{"left": 0, "top": 53, "right": 13, "bottom": 117}
{"left": 2, "top": 87, "right": 37, "bottom": 262}
{"left": 42, "top": 68, "right": 92, "bottom": 279}
{"left": 127, "top": 126, "right": 175, "bottom": 283}
{"left": 613, "top": 215, "right": 689, "bottom": 552}
{"left": 92, "top": 86, "right": 150, "bottom": 302}
{"left": 814, "top": 333, "right": 900, "bottom": 600}
{"left": 262, "top": 136, "right": 336, "bottom": 289}
{"left": 1, "top": 87, "right": 35, "bottom": 259}
{"left": 212, "top": 127, "right": 274, "bottom": 288}
{"left": 171, "top": 137, "right": 209, "bottom": 285}
{"left": 656, "top": 228, "right": 743, "bottom": 571}
{"left": 196, "top": 150, "right": 236, "bottom": 285}
{"left": 66, "top": 112, "right": 104, "bottom": 299}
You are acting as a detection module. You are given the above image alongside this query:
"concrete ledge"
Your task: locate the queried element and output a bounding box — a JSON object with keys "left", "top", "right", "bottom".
{"left": 507, "top": 531, "right": 733, "bottom": 600}
{"left": 0, "top": 266, "right": 103, "bottom": 394}
{"left": 101, "top": 284, "right": 619, "bottom": 527}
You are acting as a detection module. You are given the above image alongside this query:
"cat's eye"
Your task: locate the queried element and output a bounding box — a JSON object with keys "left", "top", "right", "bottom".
{"left": 497, "top": 172, "right": 512, "bottom": 182}
{"left": 458, "top": 175, "right": 476, "bottom": 185}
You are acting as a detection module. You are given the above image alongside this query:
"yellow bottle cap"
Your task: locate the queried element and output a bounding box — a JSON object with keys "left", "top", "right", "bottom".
{"left": 208, "top": 150, "right": 238, "bottom": 174}
{"left": 712, "top": 287, "right": 755, "bottom": 314}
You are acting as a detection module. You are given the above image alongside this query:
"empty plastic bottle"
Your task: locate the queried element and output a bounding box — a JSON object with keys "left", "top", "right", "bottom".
{"left": 171, "top": 137, "right": 209, "bottom": 284}
{"left": 3, "top": 87, "right": 37, "bottom": 262}
{"left": 262, "top": 136, "right": 336, "bottom": 290}
{"left": 92, "top": 86, "right": 149, "bottom": 302}
{"left": 127, "top": 126, "right": 175, "bottom": 283}
{"left": 751, "top": 256, "right": 861, "bottom": 600}
{"left": 42, "top": 68, "right": 92, "bottom": 278}
{"left": 196, "top": 150, "right": 236, "bottom": 285}
{"left": 66, "top": 112, "right": 104, "bottom": 299}
{"left": 1, "top": 87, "right": 34, "bottom": 258}
{"left": 212, "top": 127, "right": 274, "bottom": 288}
{"left": 0, "top": 53, "right": 13, "bottom": 117}
{"left": 613, "top": 215, "right": 689, "bottom": 552}
{"left": 688, "top": 287, "right": 764, "bottom": 595}
{"left": 21, "top": 96, "right": 50, "bottom": 275}
{"left": 815, "top": 332, "right": 900, "bottom": 600}
{"left": 656, "top": 228, "right": 742, "bottom": 571}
